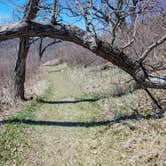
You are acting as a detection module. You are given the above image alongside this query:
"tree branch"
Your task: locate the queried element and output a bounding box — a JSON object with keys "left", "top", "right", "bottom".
{"left": 50, "top": 0, "right": 57, "bottom": 25}
{"left": 24, "top": 0, "right": 40, "bottom": 20}
{"left": 0, "top": 20, "right": 166, "bottom": 89}
{"left": 138, "top": 33, "right": 166, "bottom": 63}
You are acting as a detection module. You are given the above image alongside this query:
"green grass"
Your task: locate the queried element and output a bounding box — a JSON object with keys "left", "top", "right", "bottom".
{"left": 0, "top": 65, "right": 165, "bottom": 166}
{"left": 0, "top": 83, "right": 52, "bottom": 165}
{"left": 0, "top": 103, "right": 40, "bottom": 165}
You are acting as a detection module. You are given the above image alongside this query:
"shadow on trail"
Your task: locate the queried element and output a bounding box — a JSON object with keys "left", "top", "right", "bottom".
{"left": 37, "top": 97, "right": 105, "bottom": 105}
{"left": 37, "top": 91, "right": 132, "bottom": 105}
{"left": 0, "top": 114, "right": 156, "bottom": 127}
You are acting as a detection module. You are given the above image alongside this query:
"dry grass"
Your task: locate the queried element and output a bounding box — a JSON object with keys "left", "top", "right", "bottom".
{"left": 0, "top": 39, "right": 106, "bottom": 115}
{"left": 0, "top": 64, "right": 165, "bottom": 165}
{"left": 69, "top": 65, "right": 166, "bottom": 165}
{"left": 70, "top": 64, "right": 165, "bottom": 112}
{"left": 0, "top": 39, "right": 40, "bottom": 114}
{"left": 70, "top": 64, "right": 138, "bottom": 100}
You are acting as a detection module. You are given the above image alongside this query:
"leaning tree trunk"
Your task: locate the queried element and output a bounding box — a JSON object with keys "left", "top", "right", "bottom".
{"left": 14, "top": 37, "right": 29, "bottom": 100}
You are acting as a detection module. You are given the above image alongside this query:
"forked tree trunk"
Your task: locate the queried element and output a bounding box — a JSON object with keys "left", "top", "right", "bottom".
{"left": 14, "top": 37, "right": 29, "bottom": 100}
{"left": 14, "top": 0, "right": 39, "bottom": 99}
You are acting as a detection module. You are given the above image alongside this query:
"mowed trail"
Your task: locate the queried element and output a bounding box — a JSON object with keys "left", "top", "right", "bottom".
{"left": 1, "top": 64, "right": 165, "bottom": 166}
{"left": 23, "top": 65, "right": 119, "bottom": 166}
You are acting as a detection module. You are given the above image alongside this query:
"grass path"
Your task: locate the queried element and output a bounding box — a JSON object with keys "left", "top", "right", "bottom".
{"left": 24, "top": 65, "right": 112, "bottom": 165}
{"left": 1, "top": 65, "right": 165, "bottom": 166}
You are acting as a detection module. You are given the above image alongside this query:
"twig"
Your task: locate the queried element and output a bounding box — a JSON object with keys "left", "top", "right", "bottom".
{"left": 138, "top": 33, "right": 166, "bottom": 63}
{"left": 122, "top": 14, "right": 138, "bottom": 49}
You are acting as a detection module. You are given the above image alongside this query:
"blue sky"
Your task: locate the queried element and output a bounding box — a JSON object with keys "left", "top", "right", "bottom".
{"left": 0, "top": 2, "right": 14, "bottom": 23}
{"left": 0, "top": 0, "right": 86, "bottom": 29}
{"left": 0, "top": 0, "right": 26, "bottom": 23}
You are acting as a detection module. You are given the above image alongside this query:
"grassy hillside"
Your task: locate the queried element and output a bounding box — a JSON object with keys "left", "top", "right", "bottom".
{"left": 0, "top": 63, "right": 165, "bottom": 166}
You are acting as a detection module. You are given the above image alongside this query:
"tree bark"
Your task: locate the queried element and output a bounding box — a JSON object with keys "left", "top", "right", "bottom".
{"left": 0, "top": 20, "right": 166, "bottom": 90}
{"left": 14, "top": 37, "right": 29, "bottom": 99}
{"left": 39, "top": 37, "right": 43, "bottom": 62}
{"left": 14, "top": 0, "right": 40, "bottom": 100}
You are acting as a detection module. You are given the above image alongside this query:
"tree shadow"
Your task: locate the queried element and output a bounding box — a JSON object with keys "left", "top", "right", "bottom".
{"left": 0, "top": 113, "right": 156, "bottom": 128}
{"left": 37, "top": 91, "right": 135, "bottom": 105}
{"left": 37, "top": 96, "right": 106, "bottom": 105}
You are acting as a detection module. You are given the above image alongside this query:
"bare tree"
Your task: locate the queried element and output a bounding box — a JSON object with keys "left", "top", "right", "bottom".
{"left": 14, "top": 0, "right": 40, "bottom": 100}
{"left": 0, "top": 0, "right": 165, "bottom": 115}
{"left": 38, "top": 37, "right": 61, "bottom": 61}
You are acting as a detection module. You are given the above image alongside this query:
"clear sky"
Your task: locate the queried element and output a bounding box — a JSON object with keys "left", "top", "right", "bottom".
{"left": 0, "top": 2, "right": 14, "bottom": 23}
{"left": 0, "top": 0, "right": 86, "bottom": 29}
{"left": 0, "top": 0, "right": 26, "bottom": 24}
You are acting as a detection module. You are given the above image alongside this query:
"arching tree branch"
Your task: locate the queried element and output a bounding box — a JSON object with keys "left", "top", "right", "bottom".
{"left": 0, "top": 20, "right": 166, "bottom": 90}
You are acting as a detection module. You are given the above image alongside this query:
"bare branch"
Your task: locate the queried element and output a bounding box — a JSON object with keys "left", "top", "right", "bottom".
{"left": 0, "top": 20, "right": 165, "bottom": 90}
{"left": 24, "top": 0, "right": 40, "bottom": 20}
{"left": 138, "top": 33, "right": 166, "bottom": 63}
{"left": 41, "top": 39, "right": 61, "bottom": 56}
{"left": 144, "top": 88, "right": 165, "bottom": 116}
{"left": 121, "top": 14, "right": 138, "bottom": 49}
{"left": 50, "top": 0, "right": 57, "bottom": 25}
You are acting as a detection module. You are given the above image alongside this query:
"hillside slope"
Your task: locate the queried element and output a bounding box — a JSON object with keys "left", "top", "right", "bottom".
{"left": 0, "top": 64, "right": 165, "bottom": 166}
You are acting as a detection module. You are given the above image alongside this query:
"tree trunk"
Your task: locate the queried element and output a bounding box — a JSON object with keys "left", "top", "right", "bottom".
{"left": 14, "top": 0, "right": 39, "bottom": 100}
{"left": 39, "top": 37, "right": 43, "bottom": 62}
{"left": 14, "top": 37, "right": 29, "bottom": 100}
{"left": 1, "top": 21, "right": 166, "bottom": 89}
